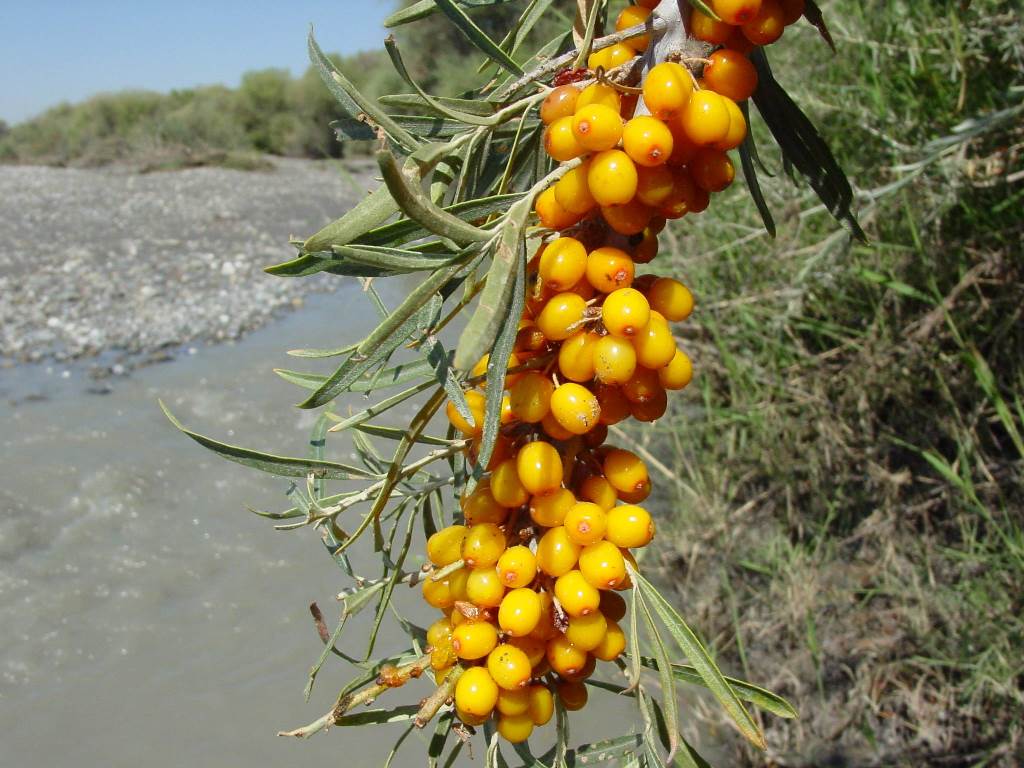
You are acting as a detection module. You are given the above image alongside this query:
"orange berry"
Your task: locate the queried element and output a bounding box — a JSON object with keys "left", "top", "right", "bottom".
{"left": 724, "top": 25, "right": 757, "bottom": 54}
{"left": 540, "top": 85, "right": 580, "bottom": 124}
{"left": 565, "top": 611, "right": 608, "bottom": 651}
{"left": 517, "top": 440, "right": 563, "bottom": 496}
{"left": 536, "top": 526, "right": 582, "bottom": 577}
{"left": 462, "top": 484, "right": 509, "bottom": 526}
{"left": 742, "top": 0, "right": 786, "bottom": 45}
{"left": 546, "top": 635, "right": 590, "bottom": 679}
{"left": 622, "top": 115, "right": 674, "bottom": 167}
{"left": 679, "top": 90, "right": 732, "bottom": 146}
{"left": 659, "top": 169, "right": 710, "bottom": 219}
{"left": 690, "top": 148, "right": 735, "bottom": 192}
{"left": 586, "top": 246, "right": 635, "bottom": 292}
{"left": 427, "top": 525, "right": 468, "bottom": 566}
{"left": 541, "top": 410, "right": 575, "bottom": 441}
{"left": 558, "top": 330, "right": 599, "bottom": 383}
{"left": 527, "top": 684, "right": 554, "bottom": 725}
{"left": 462, "top": 522, "right": 508, "bottom": 567}
{"left": 606, "top": 504, "right": 655, "bottom": 547}
{"left": 704, "top": 49, "right": 759, "bottom": 102}
{"left": 467, "top": 566, "right": 506, "bottom": 608}
{"left": 659, "top": 348, "right": 694, "bottom": 390}
{"left": 635, "top": 165, "right": 675, "bottom": 207}
{"left": 602, "top": 448, "right": 649, "bottom": 495}
{"left": 666, "top": 119, "right": 700, "bottom": 166}
{"left": 422, "top": 573, "right": 458, "bottom": 609}
{"left": 602, "top": 287, "right": 651, "bottom": 337}
{"left": 564, "top": 502, "right": 609, "bottom": 546}
{"left": 648, "top": 277, "right": 694, "bottom": 321}
{"left": 689, "top": 7, "right": 732, "bottom": 45}
{"left": 536, "top": 292, "right": 587, "bottom": 341}
{"left": 572, "top": 104, "right": 624, "bottom": 152}
{"left": 515, "top": 319, "right": 547, "bottom": 354}
{"left": 713, "top": 96, "right": 747, "bottom": 151}
{"left": 587, "top": 150, "right": 639, "bottom": 207}
{"left": 602, "top": 198, "right": 655, "bottom": 236}
{"left": 529, "top": 488, "right": 576, "bottom": 527}
{"left": 579, "top": 475, "right": 618, "bottom": 511}
{"left": 488, "top": 643, "right": 533, "bottom": 690}
{"left": 711, "top": 0, "right": 762, "bottom": 25}
{"left": 549, "top": 382, "right": 602, "bottom": 435}
{"left": 592, "top": 619, "right": 627, "bottom": 661}
{"left": 622, "top": 366, "right": 662, "bottom": 403}
{"left": 632, "top": 311, "right": 677, "bottom": 368}
{"left": 497, "top": 686, "right": 531, "bottom": 716}
{"left": 557, "top": 679, "right": 589, "bottom": 710}
{"left": 630, "top": 388, "right": 668, "bottom": 421}
{"left": 594, "top": 382, "right": 632, "bottom": 425}
{"left": 499, "top": 587, "right": 543, "bottom": 636}
{"left": 554, "top": 161, "right": 597, "bottom": 215}
{"left": 497, "top": 546, "right": 538, "bottom": 589}
{"left": 455, "top": 665, "right": 499, "bottom": 717}
{"left": 635, "top": 0, "right": 660, "bottom": 7}
{"left": 592, "top": 335, "right": 638, "bottom": 385}
{"left": 587, "top": 42, "right": 635, "bottom": 72}
{"left": 575, "top": 82, "right": 621, "bottom": 112}
{"left": 508, "top": 371, "right": 554, "bottom": 423}
{"left": 641, "top": 62, "right": 693, "bottom": 121}
{"left": 510, "top": 635, "right": 547, "bottom": 668}
{"left": 498, "top": 713, "right": 534, "bottom": 743}
{"left": 539, "top": 237, "right": 588, "bottom": 291}
{"left": 578, "top": 540, "right": 627, "bottom": 590}
{"left": 535, "top": 185, "right": 582, "bottom": 230}
{"left": 543, "top": 116, "right": 585, "bottom": 162}
{"left": 617, "top": 481, "right": 651, "bottom": 504}
{"left": 554, "top": 569, "right": 601, "bottom": 616}
{"left": 632, "top": 228, "right": 659, "bottom": 264}
{"left": 781, "top": 0, "right": 805, "bottom": 25}
{"left": 446, "top": 389, "right": 485, "bottom": 437}
{"left": 453, "top": 620, "right": 500, "bottom": 660}
{"left": 532, "top": 590, "right": 560, "bottom": 640}
{"left": 616, "top": 5, "right": 653, "bottom": 51}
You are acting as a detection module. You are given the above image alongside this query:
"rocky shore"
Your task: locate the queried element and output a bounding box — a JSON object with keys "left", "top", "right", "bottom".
{"left": 0, "top": 158, "right": 376, "bottom": 368}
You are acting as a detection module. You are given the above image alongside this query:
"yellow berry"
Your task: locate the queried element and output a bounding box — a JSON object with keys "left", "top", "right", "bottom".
{"left": 497, "top": 545, "right": 538, "bottom": 588}
{"left": 616, "top": 4, "right": 653, "bottom": 50}
{"left": 529, "top": 488, "right": 576, "bottom": 527}
{"left": 517, "top": 441, "right": 564, "bottom": 496}
{"left": 542, "top": 410, "right": 575, "bottom": 441}
{"left": 462, "top": 522, "right": 508, "bottom": 568}
{"left": 536, "top": 292, "right": 587, "bottom": 342}
{"left": 554, "top": 161, "right": 597, "bottom": 215}
{"left": 540, "top": 84, "right": 580, "bottom": 124}
{"left": 543, "top": 116, "right": 585, "bottom": 162}
{"left": 576, "top": 82, "right": 622, "bottom": 112}
{"left": 659, "top": 348, "right": 693, "bottom": 390}
{"left": 453, "top": 620, "right": 499, "bottom": 660}
{"left": 546, "top": 634, "right": 590, "bottom": 678}
{"left": 563, "top": 501, "right": 609, "bottom": 546}
{"left": 449, "top": 567, "right": 470, "bottom": 602}
{"left": 714, "top": 96, "right": 748, "bottom": 151}
{"left": 539, "top": 237, "right": 588, "bottom": 292}
{"left": 572, "top": 104, "right": 624, "bottom": 152}
{"left": 690, "top": 6, "right": 733, "bottom": 44}
{"left": 498, "top": 713, "right": 534, "bottom": 743}
{"left": 455, "top": 665, "right": 499, "bottom": 717}
{"left": 592, "top": 335, "right": 638, "bottom": 385}
{"left": 579, "top": 475, "right": 618, "bottom": 511}
{"left": 498, "top": 588, "right": 542, "bottom": 638}
{"left": 578, "top": 540, "right": 628, "bottom": 590}
{"left": 602, "top": 198, "right": 655, "bottom": 236}
{"left": 508, "top": 371, "right": 555, "bottom": 424}
{"left": 427, "top": 524, "right": 468, "bottom": 566}
{"left": 648, "top": 277, "right": 693, "bottom": 321}
{"left": 712, "top": 0, "right": 763, "bottom": 25}
{"left": 510, "top": 635, "right": 547, "bottom": 668}
{"left": 617, "top": 481, "right": 651, "bottom": 505}
{"left": 586, "top": 246, "right": 634, "bottom": 293}
{"left": 558, "top": 330, "right": 599, "bottom": 383}
{"left": 635, "top": 165, "right": 676, "bottom": 207}
{"left": 606, "top": 504, "right": 655, "bottom": 548}
{"left": 467, "top": 566, "right": 506, "bottom": 608}
{"left": 587, "top": 150, "right": 638, "bottom": 207}
{"left": 427, "top": 617, "right": 454, "bottom": 649}
{"left": 446, "top": 389, "right": 486, "bottom": 437}
{"left": 565, "top": 611, "right": 609, "bottom": 651}
{"left": 462, "top": 484, "right": 509, "bottom": 526}
{"left": 602, "top": 287, "right": 651, "bottom": 337}
{"left": 536, "top": 526, "right": 582, "bottom": 577}
{"left": 592, "top": 618, "right": 628, "bottom": 661}
{"left": 555, "top": 569, "right": 601, "bottom": 616}
{"left": 587, "top": 42, "right": 635, "bottom": 71}
{"left": 422, "top": 573, "right": 457, "bottom": 609}
{"left": 549, "top": 382, "right": 602, "bottom": 435}
{"left": 632, "top": 312, "right": 676, "bottom": 368}
{"left": 622, "top": 115, "right": 674, "bottom": 167}
{"left": 642, "top": 62, "right": 693, "bottom": 121}
{"left": 488, "top": 643, "right": 533, "bottom": 690}
{"left": 556, "top": 679, "right": 589, "bottom": 710}
{"left": 680, "top": 90, "right": 732, "bottom": 146}
{"left": 535, "top": 185, "right": 582, "bottom": 230}
{"left": 602, "top": 448, "right": 649, "bottom": 495}
{"left": 527, "top": 684, "right": 555, "bottom": 725}
{"left": 632, "top": 228, "right": 660, "bottom": 264}
{"left": 497, "top": 686, "right": 531, "bottom": 716}
{"left": 532, "top": 590, "right": 560, "bottom": 640}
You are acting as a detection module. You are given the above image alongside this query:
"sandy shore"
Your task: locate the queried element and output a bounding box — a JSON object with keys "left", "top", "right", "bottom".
{"left": 0, "top": 158, "right": 376, "bottom": 367}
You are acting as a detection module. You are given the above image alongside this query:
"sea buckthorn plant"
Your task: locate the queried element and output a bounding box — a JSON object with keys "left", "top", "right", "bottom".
{"left": 166, "top": 0, "right": 860, "bottom": 764}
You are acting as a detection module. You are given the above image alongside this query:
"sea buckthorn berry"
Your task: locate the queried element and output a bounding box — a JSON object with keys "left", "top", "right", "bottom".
{"left": 543, "top": 116, "right": 585, "bottom": 162}
{"left": 632, "top": 229, "right": 660, "bottom": 264}
{"left": 488, "top": 643, "right": 533, "bottom": 690}
{"left": 515, "top": 319, "right": 547, "bottom": 354}
{"left": 499, "top": 587, "right": 543, "bottom": 637}
{"left": 576, "top": 82, "right": 621, "bottom": 112}
{"left": 557, "top": 680, "right": 589, "bottom": 710}
{"left": 586, "top": 246, "right": 635, "bottom": 293}
{"left": 690, "top": 148, "right": 735, "bottom": 192}
{"left": 422, "top": 574, "right": 457, "bottom": 609}
{"left": 455, "top": 665, "right": 500, "bottom": 717}
{"left": 565, "top": 653, "right": 597, "bottom": 683}
{"left": 467, "top": 567, "right": 506, "bottom": 608}
{"left": 428, "top": 525, "right": 468, "bottom": 566}
{"left": 564, "top": 501, "right": 609, "bottom": 546}
{"left": 498, "top": 713, "right": 534, "bottom": 743}
{"left": 456, "top": 706, "right": 489, "bottom": 727}
{"left": 724, "top": 25, "right": 757, "bottom": 54}
{"left": 617, "top": 480, "right": 652, "bottom": 504}
{"left": 607, "top": 504, "right": 656, "bottom": 548}
{"left": 542, "top": 411, "right": 575, "bottom": 441}
{"left": 517, "top": 441, "right": 563, "bottom": 496}
{"left": 532, "top": 590, "right": 560, "bottom": 639}
{"left": 570, "top": 275, "right": 596, "bottom": 300}
{"left": 546, "top": 635, "right": 590, "bottom": 679}
{"left": 580, "top": 475, "right": 618, "bottom": 510}
{"left": 587, "top": 150, "right": 639, "bottom": 207}
{"left": 540, "top": 85, "right": 580, "bottom": 124}
{"left": 616, "top": 4, "right": 653, "bottom": 50}
{"left": 446, "top": 389, "right": 485, "bottom": 437}
{"left": 510, "top": 635, "right": 547, "bottom": 668}
{"left": 632, "top": 273, "right": 658, "bottom": 295}
{"left": 659, "top": 348, "right": 693, "bottom": 390}
{"left": 539, "top": 237, "right": 588, "bottom": 291}
{"left": 530, "top": 488, "right": 575, "bottom": 527}
{"left": 572, "top": 104, "right": 624, "bottom": 152}
{"left": 508, "top": 371, "right": 554, "bottom": 424}
{"left": 622, "top": 366, "right": 662, "bottom": 403}
{"left": 602, "top": 198, "right": 654, "bottom": 236}
{"left": 584, "top": 422, "right": 608, "bottom": 447}
{"left": 449, "top": 567, "right": 470, "bottom": 602}
{"left": 712, "top": 0, "right": 762, "bottom": 25}
{"left": 587, "top": 42, "right": 635, "bottom": 72}
{"left": 593, "top": 335, "right": 638, "bottom": 385}
{"left": 554, "top": 569, "right": 601, "bottom": 616}
{"left": 635, "top": 165, "right": 675, "bottom": 207}
{"left": 633, "top": 312, "right": 677, "bottom": 369}
{"left": 462, "top": 486, "right": 508, "bottom": 526}
{"left": 427, "top": 617, "right": 453, "bottom": 649}
{"left": 578, "top": 540, "right": 627, "bottom": 589}
{"left": 743, "top": 0, "right": 785, "bottom": 44}
{"left": 603, "top": 448, "right": 649, "bottom": 494}
{"left": 491, "top": 457, "right": 530, "bottom": 509}
{"left": 781, "top": 0, "right": 805, "bottom": 24}
{"left": 714, "top": 96, "right": 748, "bottom": 151}
{"left": 630, "top": 388, "right": 668, "bottom": 422}
{"left": 527, "top": 685, "right": 555, "bottom": 726}
{"left": 550, "top": 382, "right": 602, "bottom": 435}
{"left": 666, "top": 118, "right": 700, "bottom": 166}
{"left": 594, "top": 383, "right": 632, "bottom": 425}
{"left": 667, "top": 169, "right": 711, "bottom": 217}
{"left": 452, "top": 620, "right": 499, "bottom": 660}
{"left": 648, "top": 277, "right": 694, "bottom": 321}
{"left": 492, "top": 545, "right": 534, "bottom": 588}
{"left": 619, "top": 91, "right": 639, "bottom": 120}
{"left": 592, "top": 619, "right": 628, "bottom": 661}
{"left": 599, "top": 590, "right": 628, "bottom": 622}
{"left": 704, "top": 49, "right": 759, "bottom": 102}
{"left": 690, "top": 6, "right": 733, "bottom": 44}
{"left": 680, "top": 90, "right": 732, "bottom": 146}
{"left": 535, "top": 185, "right": 582, "bottom": 230}
{"left": 554, "top": 161, "right": 597, "bottom": 215}
{"left": 565, "top": 610, "right": 609, "bottom": 651}
{"left": 602, "top": 287, "right": 651, "bottom": 337}
{"left": 558, "top": 330, "right": 599, "bottom": 383}
{"left": 536, "top": 292, "right": 587, "bottom": 341}
{"left": 462, "top": 522, "right": 508, "bottom": 568}
{"left": 642, "top": 62, "right": 693, "bottom": 121}
{"left": 472, "top": 351, "right": 523, "bottom": 388}
{"left": 536, "top": 527, "right": 582, "bottom": 577}
{"left": 497, "top": 687, "right": 531, "bottom": 716}
{"left": 622, "top": 115, "right": 674, "bottom": 167}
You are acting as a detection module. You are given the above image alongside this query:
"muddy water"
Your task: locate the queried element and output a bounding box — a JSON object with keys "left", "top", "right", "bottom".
{"left": 0, "top": 284, "right": 655, "bottom": 767}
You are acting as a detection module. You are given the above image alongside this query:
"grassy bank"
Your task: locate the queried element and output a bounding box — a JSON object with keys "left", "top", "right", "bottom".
{"left": 625, "top": 1, "right": 1023, "bottom": 765}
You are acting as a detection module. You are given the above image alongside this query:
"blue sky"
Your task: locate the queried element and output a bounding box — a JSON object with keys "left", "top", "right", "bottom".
{"left": 0, "top": 1, "right": 393, "bottom": 124}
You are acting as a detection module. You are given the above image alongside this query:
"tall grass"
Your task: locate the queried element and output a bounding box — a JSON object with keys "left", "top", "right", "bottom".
{"left": 626, "top": 0, "right": 1024, "bottom": 764}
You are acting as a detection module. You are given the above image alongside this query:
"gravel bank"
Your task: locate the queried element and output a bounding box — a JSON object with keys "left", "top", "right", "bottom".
{"left": 0, "top": 158, "right": 376, "bottom": 365}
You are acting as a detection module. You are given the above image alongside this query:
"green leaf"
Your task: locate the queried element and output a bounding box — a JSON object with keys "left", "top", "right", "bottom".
{"left": 637, "top": 590, "right": 680, "bottom": 761}
{"left": 738, "top": 103, "right": 776, "bottom": 238}
{"left": 380, "top": 92, "right": 498, "bottom": 117}
{"left": 432, "top": 0, "right": 524, "bottom": 75}
{"left": 302, "top": 184, "right": 399, "bottom": 254}
{"left": 274, "top": 368, "right": 328, "bottom": 392}
{"left": 159, "top": 401, "right": 379, "bottom": 480}
{"left": 366, "top": 502, "right": 417, "bottom": 658}
{"left": 354, "top": 193, "right": 525, "bottom": 248}
{"left": 328, "top": 380, "right": 437, "bottom": 434}
{"left": 855, "top": 267, "right": 933, "bottom": 303}
{"left": 633, "top": 570, "right": 767, "bottom": 750}
{"left": 688, "top": 0, "right": 721, "bottom": 21}
{"left": 286, "top": 342, "right": 358, "bottom": 359}
{"left": 334, "top": 704, "right": 421, "bottom": 726}
{"left": 570, "top": 734, "right": 644, "bottom": 764}
{"left": 353, "top": 423, "right": 453, "bottom": 447}
{"left": 803, "top": 0, "right": 836, "bottom": 51}
{"left": 331, "top": 117, "right": 377, "bottom": 141}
